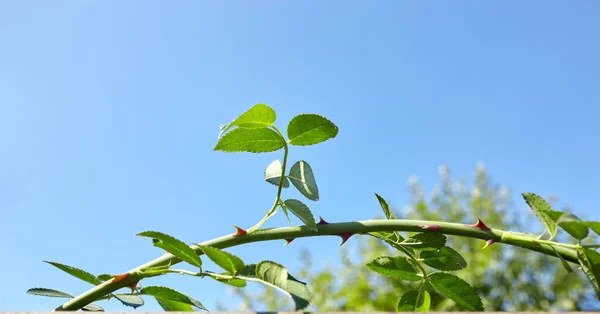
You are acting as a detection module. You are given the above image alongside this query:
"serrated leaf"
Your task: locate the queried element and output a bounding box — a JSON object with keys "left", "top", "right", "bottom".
{"left": 577, "top": 248, "right": 600, "bottom": 299}
{"left": 420, "top": 247, "right": 467, "bottom": 271}
{"left": 283, "top": 199, "right": 317, "bottom": 231}
{"left": 82, "top": 304, "right": 104, "bottom": 311}
{"left": 237, "top": 262, "right": 310, "bottom": 310}
{"left": 288, "top": 160, "right": 319, "bottom": 201}
{"left": 26, "top": 288, "right": 73, "bottom": 298}
{"left": 286, "top": 114, "right": 338, "bottom": 146}
{"left": 366, "top": 256, "right": 421, "bottom": 281}
{"left": 264, "top": 159, "right": 290, "bottom": 188}
{"left": 137, "top": 231, "right": 202, "bottom": 269}
{"left": 141, "top": 286, "right": 207, "bottom": 310}
{"left": 214, "top": 128, "right": 285, "bottom": 153}
{"left": 429, "top": 272, "right": 483, "bottom": 311}
{"left": 199, "top": 246, "right": 245, "bottom": 274}
{"left": 156, "top": 297, "right": 194, "bottom": 311}
{"left": 557, "top": 213, "right": 589, "bottom": 240}
{"left": 522, "top": 193, "right": 563, "bottom": 240}
{"left": 374, "top": 193, "right": 404, "bottom": 242}
{"left": 114, "top": 294, "right": 144, "bottom": 309}
{"left": 43, "top": 261, "right": 101, "bottom": 286}
{"left": 402, "top": 233, "right": 446, "bottom": 250}
{"left": 396, "top": 290, "right": 431, "bottom": 312}
{"left": 225, "top": 103, "right": 276, "bottom": 131}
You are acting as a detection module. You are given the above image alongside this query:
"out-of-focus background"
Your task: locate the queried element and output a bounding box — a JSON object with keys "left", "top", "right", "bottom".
{"left": 1, "top": 1, "right": 599, "bottom": 311}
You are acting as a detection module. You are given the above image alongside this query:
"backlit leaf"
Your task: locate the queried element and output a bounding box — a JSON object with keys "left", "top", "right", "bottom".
{"left": 156, "top": 298, "right": 194, "bottom": 312}
{"left": 396, "top": 290, "right": 430, "bottom": 312}
{"left": 141, "top": 286, "right": 207, "bottom": 311}
{"left": 374, "top": 193, "right": 404, "bottom": 242}
{"left": 226, "top": 104, "right": 276, "bottom": 131}
{"left": 287, "top": 114, "right": 338, "bottom": 146}
{"left": 557, "top": 213, "right": 589, "bottom": 240}
{"left": 26, "top": 288, "right": 73, "bottom": 298}
{"left": 402, "top": 233, "right": 446, "bottom": 250}
{"left": 577, "top": 248, "right": 600, "bottom": 299}
{"left": 264, "top": 159, "right": 290, "bottom": 188}
{"left": 137, "top": 231, "right": 202, "bottom": 268}
{"left": 82, "top": 304, "right": 104, "bottom": 311}
{"left": 288, "top": 160, "right": 319, "bottom": 201}
{"left": 366, "top": 256, "right": 421, "bottom": 281}
{"left": 429, "top": 272, "right": 483, "bottom": 311}
{"left": 522, "top": 193, "right": 563, "bottom": 240}
{"left": 283, "top": 199, "right": 317, "bottom": 231}
{"left": 214, "top": 128, "right": 285, "bottom": 153}
{"left": 199, "top": 246, "right": 245, "bottom": 274}
{"left": 420, "top": 247, "right": 467, "bottom": 271}
{"left": 43, "top": 261, "right": 101, "bottom": 286}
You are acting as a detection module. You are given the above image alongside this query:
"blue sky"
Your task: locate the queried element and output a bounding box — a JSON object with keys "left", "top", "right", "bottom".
{"left": 1, "top": 1, "right": 599, "bottom": 311}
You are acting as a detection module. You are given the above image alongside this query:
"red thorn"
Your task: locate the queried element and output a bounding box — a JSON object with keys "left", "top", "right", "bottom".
{"left": 482, "top": 239, "right": 497, "bottom": 249}
{"left": 338, "top": 233, "right": 354, "bottom": 246}
{"left": 317, "top": 216, "right": 329, "bottom": 225}
{"left": 470, "top": 218, "right": 491, "bottom": 231}
{"left": 418, "top": 224, "right": 442, "bottom": 231}
{"left": 128, "top": 280, "right": 139, "bottom": 293}
{"left": 233, "top": 226, "right": 247, "bottom": 237}
{"left": 112, "top": 272, "right": 129, "bottom": 283}
{"left": 284, "top": 238, "right": 294, "bottom": 246}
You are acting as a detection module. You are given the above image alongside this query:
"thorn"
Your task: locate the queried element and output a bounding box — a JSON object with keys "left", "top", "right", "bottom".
{"left": 233, "top": 226, "right": 247, "bottom": 237}
{"left": 338, "top": 233, "right": 354, "bottom": 246}
{"left": 284, "top": 238, "right": 294, "bottom": 246}
{"left": 470, "top": 218, "right": 491, "bottom": 231}
{"left": 482, "top": 239, "right": 497, "bottom": 249}
{"left": 112, "top": 272, "right": 129, "bottom": 283}
{"left": 418, "top": 224, "right": 442, "bottom": 231}
{"left": 317, "top": 216, "right": 329, "bottom": 225}
{"left": 128, "top": 280, "right": 139, "bottom": 293}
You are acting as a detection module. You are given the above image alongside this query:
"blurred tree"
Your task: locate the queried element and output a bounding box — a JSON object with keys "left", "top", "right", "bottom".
{"left": 228, "top": 165, "right": 597, "bottom": 311}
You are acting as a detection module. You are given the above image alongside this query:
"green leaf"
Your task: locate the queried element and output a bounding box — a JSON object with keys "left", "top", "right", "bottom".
{"left": 420, "top": 247, "right": 467, "bottom": 271}
{"left": 26, "top": 288, "right": 73, "bottom": 298}
{"left": 97, "top": 274, "right": 113, "bottom": 282}
{"left": 396, "top": 290, "right": 431, "bottom": 312}
{"left": 141, "top": 286, "right": 207, "bottom": 311}
{"left": 587, "top": 222, "right": 600, "bottom": 236}
{"left": 288, "top": 160, "right": 319, "bottom": 201}
{"left": 43, "top": 261, "right": 102, "bottom": 286}
{"left": 522, "top": 192, "right": 563, "bottom": 240}
{"left": 237, "top": 262, "right": 311, "bottom": 310}
{"left": 155, "top": 297, "right": 194, "bottom": 312}
{"left": 366, "top": 256, "right": 421, "bottom": 281}
{"left": 82, "top": 304, "right": 105, "bottom": 312}
{"left": 402, "top": 233, "right": 447, "bottom": 250}
{"left": 138, "top": 265, "right": 172, "bottom": 278}
{"left": 136, "top": 231, "right": 202, "bottom": 269}
{"left": 551, "top": 246, "right": 573, "bottom": 273}
{"left": 206, "top": 273, "right": 247, "bottom": 287}
{"left": 114, "top": 294, "right": 145, "bottom": 309}
{"left": 286, "top": 114, "right": 338, "bottom": 146}
{"left": 557, "top": 213, "right": 589, "bottom": 240}
{"left": 214, "top": 128, "right": 285, "bottom": 153}
{"left": 374, "top": 193, "right": 404, "bottom": 242}
{"left": 264, "top": 159, "right": 290, "bottom": 188}
{"left": 283, "top": 199, "right": 317, "bottom": 231}
{"left": 369, "top": 232, "right": 413, "bottom": 255}
{"left": 577, "top": 248, "right": 600, "bottom": 299}
{"left": 429, "top": 272, "right": 483, "bottom": 311}
{"left": 199, "top": 245, "right": 245, "bottom": 274}
{"left": 225, "top": 103, "right": 276, "bottom": 131}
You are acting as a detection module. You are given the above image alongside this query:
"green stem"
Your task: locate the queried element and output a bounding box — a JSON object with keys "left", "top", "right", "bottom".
{"left": 55, "top": 219, "right": 580, "bottom": 311}
{"left": 247, "top": 127, "right": 288, "bottom": 233}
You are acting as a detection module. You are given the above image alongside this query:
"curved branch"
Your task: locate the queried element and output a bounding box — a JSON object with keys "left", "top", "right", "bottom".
{"left": 54, "top": 219, "right": 578, "bottom": 311}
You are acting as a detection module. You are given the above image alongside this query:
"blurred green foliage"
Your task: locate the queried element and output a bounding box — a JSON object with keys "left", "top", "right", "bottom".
{"left": 228, "top": 165, "right": 596, "bottom": 311}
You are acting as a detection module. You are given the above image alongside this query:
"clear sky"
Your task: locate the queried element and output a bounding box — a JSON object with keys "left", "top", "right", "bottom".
{"left": 1, "top": 1, "right": 599, "bottom": 311}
